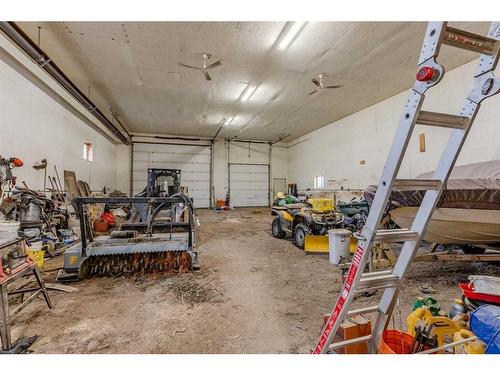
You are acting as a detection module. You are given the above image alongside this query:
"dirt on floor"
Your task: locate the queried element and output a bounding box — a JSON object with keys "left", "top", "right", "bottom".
{"left": 10, "top": 208, "right": 499, "bottom": 353}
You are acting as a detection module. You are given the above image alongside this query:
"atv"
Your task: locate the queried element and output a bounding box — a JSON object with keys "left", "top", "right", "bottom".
{"left": 271, "top": 198, "right": 344, "bottom": 249}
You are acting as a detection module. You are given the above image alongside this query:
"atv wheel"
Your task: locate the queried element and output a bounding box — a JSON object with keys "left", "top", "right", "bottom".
{"left": 294, "top": 224, "right": 309, "bottom": 250}
{"left": 272, "top": 217, "right": 286, "bottom": 239}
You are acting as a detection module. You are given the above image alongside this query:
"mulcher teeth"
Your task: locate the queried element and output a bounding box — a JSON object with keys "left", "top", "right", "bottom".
{"left": 80, "top": 251, "right": 192, "bottom": 278}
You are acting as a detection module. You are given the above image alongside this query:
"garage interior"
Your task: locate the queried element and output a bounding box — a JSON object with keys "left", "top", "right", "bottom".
{"left": 0, "top": 18, "right": 499, "bottom": 356}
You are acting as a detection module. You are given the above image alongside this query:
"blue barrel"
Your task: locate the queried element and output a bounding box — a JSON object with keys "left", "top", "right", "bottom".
{"left": 470, "top": 304, "right": 500, "bottom": 354}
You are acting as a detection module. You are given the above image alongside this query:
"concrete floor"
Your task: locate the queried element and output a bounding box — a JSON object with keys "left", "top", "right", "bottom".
{"left": 10, "top": 208, "right": 499, "bottom": 353}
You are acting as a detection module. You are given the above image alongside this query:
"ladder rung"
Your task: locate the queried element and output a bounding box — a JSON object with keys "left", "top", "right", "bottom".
{"left": 443, "top": 26, "right": 499, "bottom": 55}
{"left": 347, "top": 305, "right": 379, "bottom": 317}
{"left": 359, "top": 273, "right": 399, "bottom": 290}
{"left": 417, "top": 110, "right": 469, "bottom": 129}
{"left": 329, "top": 335, "right": 372, "bottom": 351}
{"left": 375, "top": 228, "right": 418, "bottom": 242}
{"left": 362, "top": 269, "right": 392, "bottom": 277}
{"left": 393, "top": 179, "right": 442, "bottom": 191}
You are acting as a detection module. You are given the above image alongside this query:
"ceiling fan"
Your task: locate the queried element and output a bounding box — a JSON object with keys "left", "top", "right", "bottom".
{"left": 177, "top": 53, "right": 223, "bottom": 81}
{"left": 309, "top": 73, "right": 342, "bottom": 95}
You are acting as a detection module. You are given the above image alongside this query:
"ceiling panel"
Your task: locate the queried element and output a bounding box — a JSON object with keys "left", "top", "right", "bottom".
{"left": 14, "top": 21, "right": 491, "bottom": 141}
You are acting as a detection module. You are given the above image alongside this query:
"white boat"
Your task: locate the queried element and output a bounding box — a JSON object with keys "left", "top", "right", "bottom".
{"left": 365, "top": 160, "right": 500, "bottom": 246}
{"left": 388, "top": 207, "right": 500, "bottom": 245}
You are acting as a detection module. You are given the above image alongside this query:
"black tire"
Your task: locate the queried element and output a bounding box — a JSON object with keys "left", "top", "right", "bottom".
{"left": 294, "top": 224, "right": 309, "bottom": 250}
{"left": 462, "top": 245, "right": 486, "bottom": 254}
{"left": 272, "top": 217, "right": 286, "bottom": 239}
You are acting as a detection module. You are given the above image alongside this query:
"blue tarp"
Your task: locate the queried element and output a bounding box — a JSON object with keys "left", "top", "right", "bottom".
{"left": 470, "top": 304, "right": 500, "bottom": 354}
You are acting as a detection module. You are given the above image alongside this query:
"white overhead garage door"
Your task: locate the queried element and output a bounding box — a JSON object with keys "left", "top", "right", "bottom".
{"left": 132, "top": 142, "right": 211, "bottom": 208}
{"left": 229, "top": 164, "right": 269, "bottom": 207}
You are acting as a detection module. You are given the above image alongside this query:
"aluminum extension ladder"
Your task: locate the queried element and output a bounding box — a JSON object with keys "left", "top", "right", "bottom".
{"left": 314, "top": 21, "right": 500, "bottom": 354}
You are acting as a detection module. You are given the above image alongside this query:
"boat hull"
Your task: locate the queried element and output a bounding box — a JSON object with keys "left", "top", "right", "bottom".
{"left": 389, "top": 207, "right": 500, "bottom": 245}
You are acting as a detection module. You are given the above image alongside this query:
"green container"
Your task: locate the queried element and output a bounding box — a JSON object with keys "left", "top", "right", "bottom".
{"left": 413, "top": 296, "right": 441, "bottom": 316}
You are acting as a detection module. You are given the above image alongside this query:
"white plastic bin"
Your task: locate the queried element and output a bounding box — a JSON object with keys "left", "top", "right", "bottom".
{"left": 328, "top": 229, "right": 352, "bottom": 265}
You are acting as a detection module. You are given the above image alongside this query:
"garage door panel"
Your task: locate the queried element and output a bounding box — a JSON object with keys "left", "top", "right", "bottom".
{"left": 230, "top": 174, "right": 268, "bottom": 183}
{"left": 134, "top": 143, "right": 210, "bottom": 154}
{"left": 148, "top": 154, "right": 210, "bottom": 165}
{"left": 132, "top": 152, "right": 149, "bottom": 162}
{"left": 132, "top": 160, "right": 149, "bottom": 170}
{"left": 149, "top": 161, "right": 210, "bottom": 172}
{"left": 229, "top": 164, "right": 269, "bottom": 207}
{"left": 181, "top": 171, "right": 211, "bottom": 181}
{"left": 132, "top": 142, "right": 211, "bottom": 208}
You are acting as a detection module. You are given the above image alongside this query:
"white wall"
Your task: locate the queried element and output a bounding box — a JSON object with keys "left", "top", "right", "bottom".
{"left": 115, "top": 144, "right": 131, "bottom": 194}
{"left": 288, "top": 59, "right": 500, "bottom": 190}
{"left": 0, "top": 56, "right": 118, "bottom": 191}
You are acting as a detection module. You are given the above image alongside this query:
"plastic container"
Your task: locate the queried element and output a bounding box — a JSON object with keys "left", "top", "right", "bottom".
{"left": 379, "top": 330, "right": 414, "bottom": 354}
{"left": 308, "top": 198, "right": 334, "bottom": 212}
{"left": 27, "top": 250, "right": 45, "bottom": 268}
{"left": 94, "top": 221, "right": 110, "bottom": 232}
{"left": 449, "top": 298, "right": 467, "bottom": 319}
{"left": 407, "top": 307, "right": 461, "bottom": 347}
{"left": 470, "top": 304, "right": 500, "bottom": 354}
{"left": 27, "top": 241, "right": 45, "bottom": 268}
{"left": 328, "top": 229, "right": 351, "bottom": 265}
{"left": 453, "top": 329, "right": 485, "bottom": 354}
{"left": 413, "top": 296, "right": 441, "bottom": 316}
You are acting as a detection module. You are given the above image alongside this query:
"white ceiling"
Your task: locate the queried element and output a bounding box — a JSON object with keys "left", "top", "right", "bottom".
{"left": 15, "top": 21, "right": 490, "bottom": 142}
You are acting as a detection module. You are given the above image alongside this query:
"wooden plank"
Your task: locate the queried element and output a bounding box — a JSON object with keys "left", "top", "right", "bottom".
{"left": 45, "top": 283, "right": 79, "bottom": 293}
{"left": 414, "top": 253, "right": 500, "bottom": 262}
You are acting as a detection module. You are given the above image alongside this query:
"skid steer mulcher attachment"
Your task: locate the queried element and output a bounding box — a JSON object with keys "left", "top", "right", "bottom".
{"left": 58, "top": 196, "right": 198, "bottom": 281}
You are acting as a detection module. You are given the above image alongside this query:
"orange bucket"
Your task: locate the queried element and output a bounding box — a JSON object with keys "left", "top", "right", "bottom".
{"left": 379, "top": 330, "right": 415, "bottom": 354}
{"left": 216, "top": 199, "right": 225, "bottom": 208}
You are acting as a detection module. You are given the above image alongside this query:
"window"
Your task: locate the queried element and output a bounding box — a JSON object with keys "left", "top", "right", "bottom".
{"left": 83, "top": 142, "right": 93, "bottom": 161}
{"left": 313, "top": 176, "right": 324, "bottom": 189}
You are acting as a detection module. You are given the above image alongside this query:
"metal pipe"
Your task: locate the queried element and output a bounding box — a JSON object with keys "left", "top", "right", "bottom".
{"left": 417, "top": 336, "right": 478, "bottom": 354}
{"left": 268, "top": 142, "right": 272, "bottom": 206}
{"left": 271, "top": 134, "right": 290, "bottom": 145}
{"left": 227, "top": 139, "right": 231, "bottom": 203}
{"left": 230, "top": 139, "right": 269, "bottom": 145}
{"left": 154, "top": 135, "right": 205, "bottom": 142}
{"left": 0, "top": 22, "right": 129, "bottom": 145}
{"left": 110, "top": 108, "right": 131, "bottom": 139}
{"left": 132, "top": 140, "right": 211, "bottom": 147}
{"left": 209, "top": 140, "right": 214, "bottom": 208}
{"left": 129, "top": 142, "right": 134, "bottom": 197}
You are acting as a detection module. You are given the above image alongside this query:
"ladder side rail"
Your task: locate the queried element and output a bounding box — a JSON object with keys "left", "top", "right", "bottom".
{"left": 312, "top": 22, "right": 447, "bottom": 354}
{"left": 369, "top": 21, "right": 500, "bottom": 352}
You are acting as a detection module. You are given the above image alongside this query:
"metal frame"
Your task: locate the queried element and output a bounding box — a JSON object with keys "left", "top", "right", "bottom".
{"left": 314, "top": 21, "right": 500, "bottom": 354}
{"left": 0, "top": 241, "right": 52, "bottom": 350}
{"left": 73, "top": 196, "right": 196, "bottom": 258}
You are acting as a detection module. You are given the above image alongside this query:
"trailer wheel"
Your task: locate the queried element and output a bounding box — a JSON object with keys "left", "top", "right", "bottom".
{"left": 294, "top": 224, "right": 308, "bottom": 250}
{"left": 272, "top": 217, "right": 286, "bottom": 239}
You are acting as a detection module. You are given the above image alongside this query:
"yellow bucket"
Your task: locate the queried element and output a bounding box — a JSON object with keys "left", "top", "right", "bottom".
{"left": 27, "top": 241, "right": 45, "bottom": 268}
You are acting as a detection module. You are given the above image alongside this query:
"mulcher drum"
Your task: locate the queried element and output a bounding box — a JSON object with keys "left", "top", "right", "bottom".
{"left": 80, "top": 251, "right": 192, "bottom": 278}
